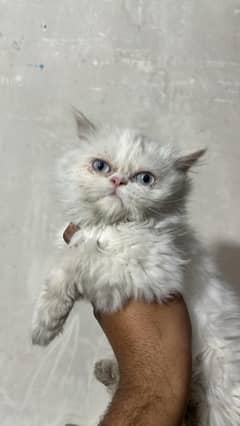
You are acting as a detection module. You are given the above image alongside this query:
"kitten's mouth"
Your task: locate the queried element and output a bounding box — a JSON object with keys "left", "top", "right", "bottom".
{"left": 108, "top": 190, "right": 124, "bottom": 206}
{"left": 109, "top": 188, "right": 120, "bottom": 197}
{"left": 110, "top": 192, "right": 121, "bottom": 201}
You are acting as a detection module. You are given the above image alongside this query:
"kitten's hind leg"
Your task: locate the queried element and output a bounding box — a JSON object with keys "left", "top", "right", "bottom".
{"left": 94, "top": 358, "right": 119, "bottom": 394}
{"left": 32, "top": 266, "right": 81, "bottom": 346}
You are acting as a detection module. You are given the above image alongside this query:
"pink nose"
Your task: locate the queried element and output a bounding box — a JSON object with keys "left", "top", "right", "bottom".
{"left": 110, "top": 176, "right": 127, "bottom": 187}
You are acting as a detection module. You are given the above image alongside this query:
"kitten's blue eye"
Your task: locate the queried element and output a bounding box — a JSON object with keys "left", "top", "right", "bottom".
{"left": 133, "top": 172, "right": 155, "bottom": 186}
{"left": 92, "top": 159, "right": 111, "bottom": 173}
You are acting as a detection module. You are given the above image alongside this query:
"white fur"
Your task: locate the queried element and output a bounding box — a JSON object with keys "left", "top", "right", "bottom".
{"left": 32, "top": 120, "right": 240, "bottom": 425}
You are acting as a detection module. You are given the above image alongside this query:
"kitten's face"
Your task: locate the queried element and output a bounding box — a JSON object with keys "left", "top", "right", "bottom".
{"left": 57, "top": 111, "right": 205, "bottom": 225}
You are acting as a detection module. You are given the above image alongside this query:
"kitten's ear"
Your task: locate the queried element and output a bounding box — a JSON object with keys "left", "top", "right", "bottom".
{"left": 72, "top": 107, "right": 96, "bottom": 140}
{"left": 175, "top": 148, "right": 206, "bottom": 172}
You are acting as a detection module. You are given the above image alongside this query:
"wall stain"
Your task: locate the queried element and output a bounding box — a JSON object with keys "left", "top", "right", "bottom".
{"left": 27, "top": 64, "right": 45, "bottom": 70}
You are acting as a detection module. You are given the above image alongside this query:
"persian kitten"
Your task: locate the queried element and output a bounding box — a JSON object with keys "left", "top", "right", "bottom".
{"left": 32, "top": 110, "right": 240, "bottom": 425}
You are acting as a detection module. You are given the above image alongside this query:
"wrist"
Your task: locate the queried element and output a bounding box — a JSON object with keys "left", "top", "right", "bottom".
{"left": 100, "top": 376, "right": 185, "bottom": 426}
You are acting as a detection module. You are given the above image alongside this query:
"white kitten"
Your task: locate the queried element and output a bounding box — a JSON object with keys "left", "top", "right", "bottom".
{"left": 32, "top": 110, "right": 240, "bottom": 425}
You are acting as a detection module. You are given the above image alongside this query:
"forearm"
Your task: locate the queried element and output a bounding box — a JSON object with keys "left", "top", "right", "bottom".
{"left": 99, "top": 377, "right": 185, "bottom": 426}
{"left": 97, "top": 298, "right": 192, "bottom": 426}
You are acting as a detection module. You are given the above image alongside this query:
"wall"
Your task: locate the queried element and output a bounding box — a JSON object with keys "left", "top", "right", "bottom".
{"left": 0, "top": 1, "right": 239, "bottom": 425}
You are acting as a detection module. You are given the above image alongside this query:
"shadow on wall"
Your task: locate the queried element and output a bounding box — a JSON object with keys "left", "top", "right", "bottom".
{"left": 213, "top": 241, "right": 240, "bottom": 296}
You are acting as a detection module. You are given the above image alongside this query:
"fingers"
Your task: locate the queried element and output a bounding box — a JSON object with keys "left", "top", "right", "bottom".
{"left": 63, "top": 222, "right": 80, "bottom": 244}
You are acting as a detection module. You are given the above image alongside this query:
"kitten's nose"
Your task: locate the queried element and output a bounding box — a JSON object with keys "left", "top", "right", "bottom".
{"left": 110, "top": 176, "right": 127, "bottom": 187}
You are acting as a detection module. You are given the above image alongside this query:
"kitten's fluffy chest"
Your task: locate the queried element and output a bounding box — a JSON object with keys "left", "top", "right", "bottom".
{"left": 66, "top": 221, "right": 186, "bottom": 311}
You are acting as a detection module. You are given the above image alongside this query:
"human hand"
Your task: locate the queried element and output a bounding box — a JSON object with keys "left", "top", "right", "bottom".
{"left": 95, "top": 298, "right": 192, "bottom": 426}
{"left": 63, "top": 223, "right": 192, "bottom": 426}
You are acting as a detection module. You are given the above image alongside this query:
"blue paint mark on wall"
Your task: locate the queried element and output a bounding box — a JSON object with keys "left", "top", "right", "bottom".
{"left": 27, "top": 64, "right": 45, "bottom": 70}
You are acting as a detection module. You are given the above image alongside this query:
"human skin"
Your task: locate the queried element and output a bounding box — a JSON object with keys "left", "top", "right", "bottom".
{"left": 63, "top": 223, "right": 192, "bottom": 426}
{"left": 96, "top": 298, "right": 192, "bottom": 426}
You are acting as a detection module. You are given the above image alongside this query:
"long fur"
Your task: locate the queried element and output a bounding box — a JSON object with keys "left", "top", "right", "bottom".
{"left": 32, "top": 114, "right": 240, "bottom": 425}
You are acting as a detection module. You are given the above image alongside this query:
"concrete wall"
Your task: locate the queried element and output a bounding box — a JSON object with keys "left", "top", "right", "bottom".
{"left": 0, "top": 1, "right": 239, "bottom": 425}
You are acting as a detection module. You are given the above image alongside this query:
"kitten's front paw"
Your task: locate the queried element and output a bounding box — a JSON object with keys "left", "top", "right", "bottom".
{"left": 31, "top": 270, "right": 76, "bottom": 346}
{"left": 31, "top": 300, "right": 67, "bottom": 346}
{"left": 31, "top": 319, "right": 63, "bottom": 346}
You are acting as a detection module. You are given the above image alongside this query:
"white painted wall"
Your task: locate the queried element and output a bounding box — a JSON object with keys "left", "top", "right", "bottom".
{"left": 0, "top": 1, "right": 239, "bottom": 425}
